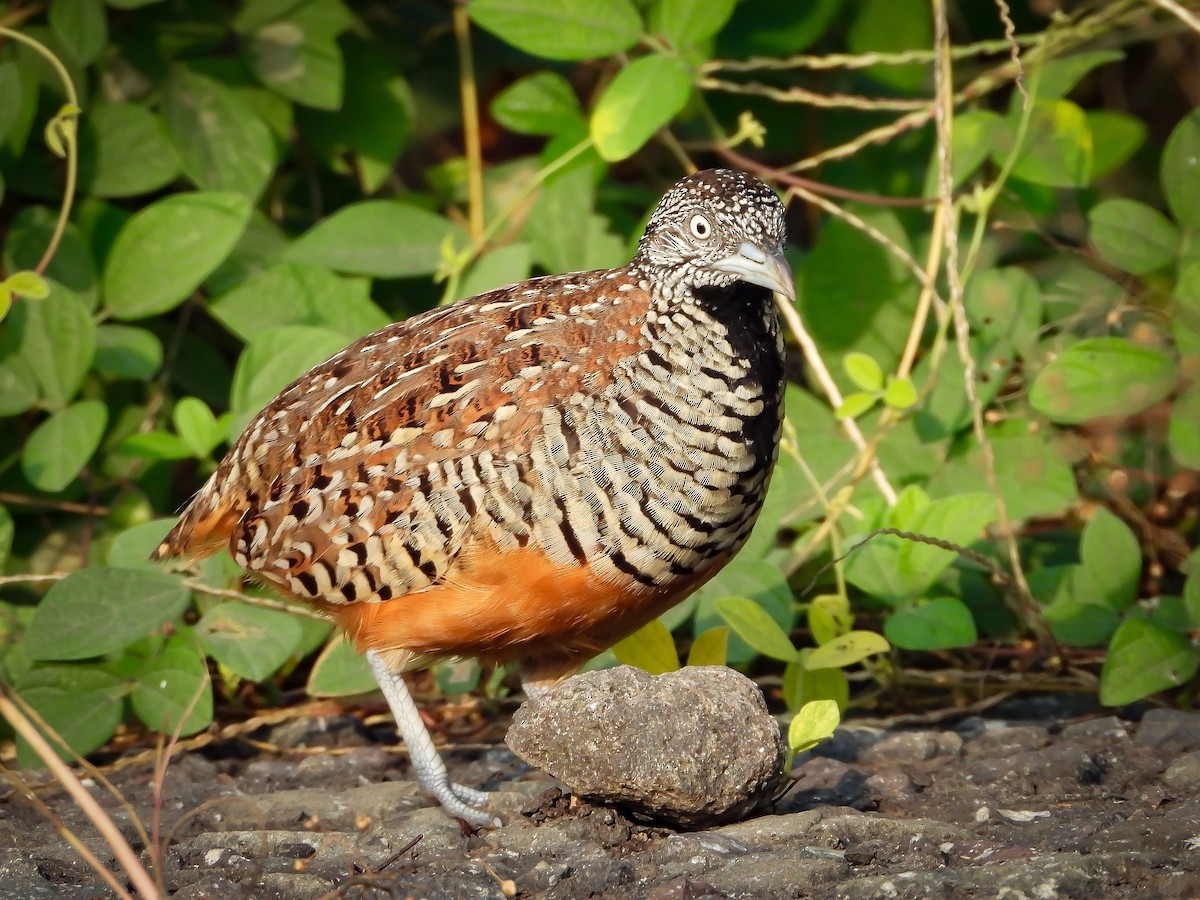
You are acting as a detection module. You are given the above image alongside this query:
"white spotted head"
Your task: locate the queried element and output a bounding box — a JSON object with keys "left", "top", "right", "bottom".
{"left": 634, "top": 168, "right": 793, "bottom": 301}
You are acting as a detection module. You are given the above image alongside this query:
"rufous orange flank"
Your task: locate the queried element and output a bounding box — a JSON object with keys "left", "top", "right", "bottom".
{"left": 154, "top": 168, "right": 794, "bottom": 826}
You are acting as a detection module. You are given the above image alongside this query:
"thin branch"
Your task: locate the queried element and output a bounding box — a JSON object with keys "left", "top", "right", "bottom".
{"left": 1148, "top": 0, "right": 1200, "bottom": 33}
{"left": 453, "top": 3, "right": 485, "bottom": 242}
{"left": 773, "top": 294, "right": 898, "bottom": 506}
{"left": 0, "top": 691, "right": 158, "bottom": 898}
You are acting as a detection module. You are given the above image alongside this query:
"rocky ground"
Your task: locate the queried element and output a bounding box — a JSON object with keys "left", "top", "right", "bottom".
{"left": 3, "top": 692, "right": 1200, "bottom": 899}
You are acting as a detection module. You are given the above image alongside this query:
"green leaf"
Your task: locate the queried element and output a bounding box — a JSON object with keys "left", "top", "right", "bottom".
{"left": 131, "top": 635, "right": 213, "bottom": 736}
{"left": 804, "top": 630, "right": 890, "bottom": 669}
{"left": 25, "top": 568, "right": 190, "bottom": 661}
{"left": 469, "top": 0, "right": 643, "bottom": 61}
{"left": 1033, "top": 50, "right": 1123, "bottom": 100}
{"left": 883, "top": 375, "right": 917, "bottom": 410}
{"left": 307, "top": 633, "right": 378, "bottom": 697}
{"left": 1088, "top": 199, "right": 1179, "bottom": 275}
{"left": 94, "top": 324, "right": 163, "bottom": 380}
{"left": 3, "top": 207, "right": 97, "bottom": 307}
{"left": 612, "top": 618, "right": 680, "bottom": 674}
{"left": 965, "top": 266, "right": 1042, "bottom": 358}
{"left": 1080, "top": 508, "right": 1141, "bottom": 609}
{"left": 173, "top": 397, "right": 224, "bottom": 458}
{"left": 120, "top": 431, "right": 195, "bottom": 461}
{"left": 0, "top": 506, "right": 12, "bottom": 569}
{"left": 80, "top": 102, "right": 180, "bottom": 198}
{"left": 49, "top": 0, "right": 108, "bottom": 65}
{"left": 807, "top": 594, "right": 852, "bottom": 646}
{"left": 0, "top": 357, "right": 38, "bottom": 416}
{"left": 846, "top": 0, "right": 930, "bottom": 91}
{"left": 14, "top": 666, "right": 125, "bottom": 766}
{"left": 714, "top": 596, "right": 799, "bottom": 662}
{"left": 208, "top": 261, "right": 386, "bottom": 342}
{"left": 1169, "top": 382, "right": 1200, "bottom": 468}
{"left": 799, "top": 205, "right": 916, "bottom": 376}
{"left": 948, "top": 109, "right": 1002, "bottom": 188}
{"left": 835, "top": 392, "right": 877, "bottom": 419}
{"left": 884, "top": 597, "right": 977, "bottom": 650}
{"left": 843, "top": 351, "right": 883, "bottom": 392}
{"left": 456, "top": 244, "right": 533, "bottom": 300}
{"left": 21, "top": 400, "right": 108, "bottom": 493}
{"left": 294, "top": 36, "right": 413, "bottom": 194}
{"left": 243, "top": 10, "right": 345, "bottom": 110}
{"left": 5, "top": 270, "right": 49, "bottom": 299}
{"left": 686, "top": 626, "right": 729, "bottom": 667}
{"left": 1099, "top": 618, "right": 1199, "bottom": 706}
{"left": 2, "top": 282, "right": 94, "bottom": 408}
{"left": 591, "top": 54, "right": 692, "bottom": 162}
{"left": 196, "top": 603, "right": 304, "bottom": 682}
{"left": 787, "top": 699, "right": 840, "bottom": 754}
{"left": 783, "top": 657, "right": 849, "bottom": 713}
{"left": 1044, "top": 599, "right": 1119, "bottom": 648}
{"left": 106, "top": 519, "right": 175, "bottom": 570}
{"left": 286, "top": 201, "right": 465, "bottom": 278}
{"left": 229, "top": 325, "right": 348, "bottom": 426}
{"left": 0, "top": 61, "right": 25, "bottom": 146}
{"left": 103, "top": 191, "right": 251, "bottom": 320}
{"left": 523, "top": 164, "right": 625, "bottom": 274}
{"left": 693, "top": 559, "right": 793, "bottom": 663}
{"left": 1163, "top": 108, "right": 1200, "bottom": 231}
{"left": 162, "top": 66, "right": 277, "bottom": 201}
{"left": 1000, "top": 99, "right": 1094, "bottom": 188}
{"left": 491, "top": 72, "right": 583, "bottom": 136}
{"left": 650, "top": 0, "right": 736, "bottom": 48}
{"left": 927, "top": 425, "right": 1076, "bottom": 522}
{"left": 1088, "top": 110, "right": 1146, "bottom": 178}
{"left": 1029, "top": 337, "right": 1177, "bottom": 424}
{"left": 844, "top": 491, "right": 997, "bottom": 603}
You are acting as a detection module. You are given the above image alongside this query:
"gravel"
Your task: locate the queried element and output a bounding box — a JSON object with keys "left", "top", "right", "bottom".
{"left": 2, "top": 695, "right": 1199, "bottom": 898}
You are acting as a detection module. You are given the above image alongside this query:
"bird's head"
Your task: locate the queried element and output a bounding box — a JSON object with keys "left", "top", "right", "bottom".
{"left": 634, "top": 168, "right": 794, "bottom": 302}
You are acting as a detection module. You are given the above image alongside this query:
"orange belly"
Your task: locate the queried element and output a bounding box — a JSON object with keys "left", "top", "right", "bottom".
{"left": 324, "top": 544, "right": 720, "bottom": 677}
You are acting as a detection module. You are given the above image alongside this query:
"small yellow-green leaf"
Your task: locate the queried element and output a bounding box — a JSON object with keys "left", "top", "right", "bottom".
{"left": 5, "top": 270, "right": 50, "bottom": 299}
{"left": 836, "top": 392, "right": 877, "bottom": 420}
{"left": 788, "top": 699, "right": 841, "bottom": 754}
{"left": 613, "top": 618, "right": 680, "bottom": 674}
{"left": 807, "top": 594, "right": 852, "bottom": 646}
{"left": 883, "top": 374, "right": 918, "bottom": 410}
{"left": 714, "top": 596, "right": 799, "bottom": 662}
{"left": 843, "top": 351, "right": 883, "bottom": 392}
{"left": 804, "top": 630, "right": 890, "bottom": 669}
{"left": 686, "top": 626, "right": 729, "bottom": 667}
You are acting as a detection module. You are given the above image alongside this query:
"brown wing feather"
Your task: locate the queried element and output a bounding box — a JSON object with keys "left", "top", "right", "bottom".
{"left": 153, "top": 269, "right": 648, "bottom": 585}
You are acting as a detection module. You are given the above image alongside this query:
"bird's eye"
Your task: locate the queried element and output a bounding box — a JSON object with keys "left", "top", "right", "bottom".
{"left": 689, "top": 214, "right": 712, "bottom": 240}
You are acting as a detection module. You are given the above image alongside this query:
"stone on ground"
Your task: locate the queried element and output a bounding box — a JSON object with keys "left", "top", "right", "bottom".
{"left": 506, "top": 665, "right": 785, "bottom": 828}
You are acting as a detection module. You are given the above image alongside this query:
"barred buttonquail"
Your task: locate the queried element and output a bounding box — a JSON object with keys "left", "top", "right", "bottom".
{"left": 154, "top": 168, "right": 794, "bottom": 826}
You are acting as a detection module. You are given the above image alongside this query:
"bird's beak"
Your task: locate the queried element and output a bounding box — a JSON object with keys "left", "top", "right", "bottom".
{"left": 712, "top": 241, "right": 796, "bottom": 302}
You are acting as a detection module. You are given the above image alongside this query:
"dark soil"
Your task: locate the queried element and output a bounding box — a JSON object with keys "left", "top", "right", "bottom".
{"left": 3, "top": 697, "right": 1200, "bottom": 898}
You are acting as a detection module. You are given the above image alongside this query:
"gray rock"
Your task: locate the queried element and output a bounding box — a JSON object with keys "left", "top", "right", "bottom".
{"left": 1136, "top": 708, "right": 1200, "bottom": 750}
{"left": 506, "top": 665, "right": 785, "bottom": 828}
{"left": 1165, "top": 749, "right": 1200, "bottom": 792}
{"left": 859, "top": 730, "right": 962, "bottom": 764}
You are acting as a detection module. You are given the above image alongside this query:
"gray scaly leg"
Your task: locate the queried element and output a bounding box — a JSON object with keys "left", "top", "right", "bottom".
{"left": 366, "top": 651, "right": 500, "bottom": 827}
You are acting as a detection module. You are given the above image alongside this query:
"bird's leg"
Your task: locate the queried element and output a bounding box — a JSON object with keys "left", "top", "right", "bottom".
{"left": 366, "top": 650, "right": 500, "bottom": 827}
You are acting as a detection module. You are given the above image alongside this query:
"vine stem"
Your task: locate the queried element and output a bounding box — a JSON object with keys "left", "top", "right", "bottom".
{"left": 0, "top": 26, "right": 79, "bottom": 276}
{"left": 930, "top": 0, "right": 1052, "bottom": 648}
{"left": 453, "top": 3, "right": 485, "bottom": 243}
